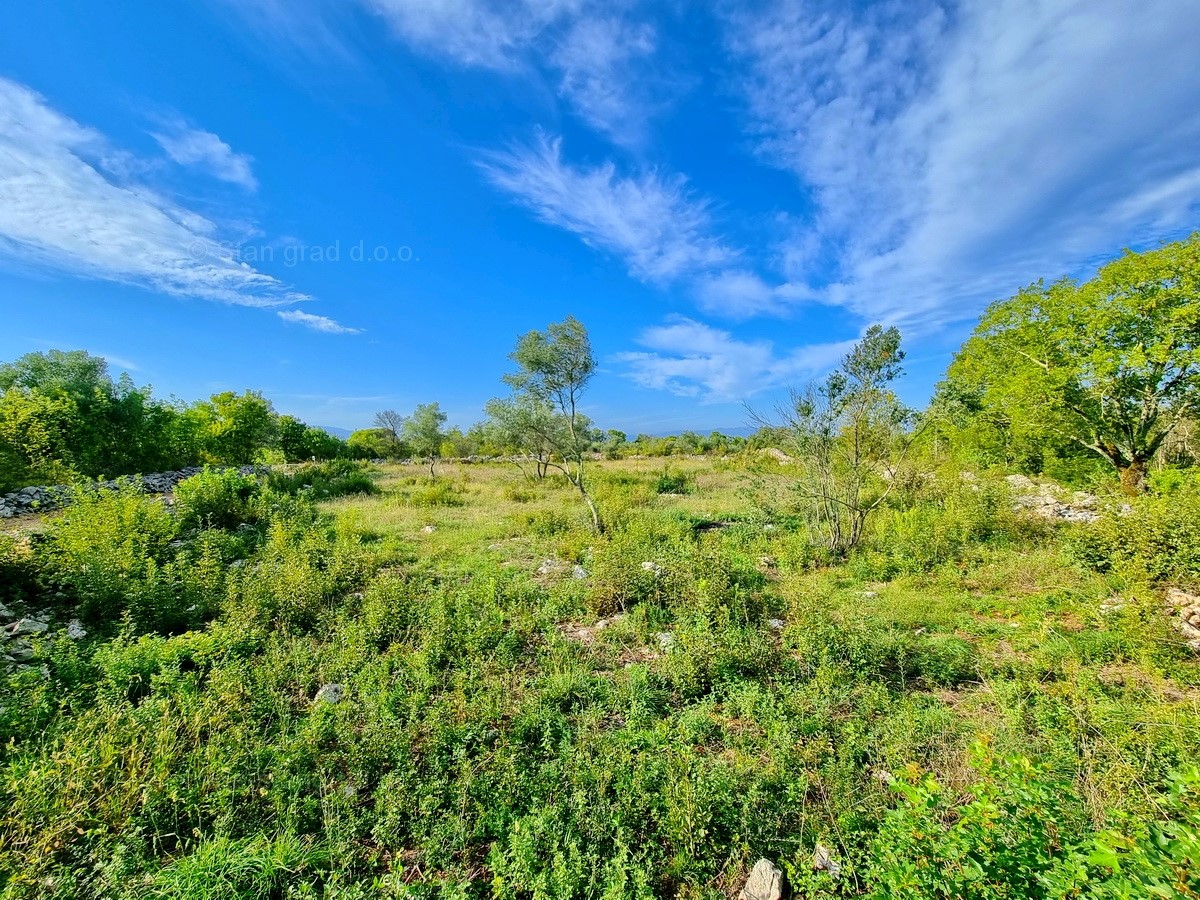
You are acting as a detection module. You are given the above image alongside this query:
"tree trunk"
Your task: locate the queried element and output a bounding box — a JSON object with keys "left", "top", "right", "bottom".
{"left": 1119, "top": 459, "right": 1147, "bottom": 495}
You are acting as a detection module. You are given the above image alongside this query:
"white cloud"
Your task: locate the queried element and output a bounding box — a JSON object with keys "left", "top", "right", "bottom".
{"left": 277, "top": 309, "right": 362, "bottom": 334}
{"left": 152, "top": 123, "right": 258, "bottom": 190}
{"left": 615, "top": 315, "right": 854, "bottom": 402}
{"left": 550, "top": 16, "right": 657, "bottom": 145}
{"left": 728, "top": 0, "right": 1200, "bottom": 333}
{"left": 0, "top": 78, "right": 306, "bottom": 307}
{"left": 481, "top": 133, "right": 734, "bottom": 282}
{"left": 363, "top": 0, "right": 576, "bottom": 69}
{"left": 693, "top": 269, "right": 818, "bottom": 319}
{"left": 228, "top": 0, "right": 662, "bottom": 145}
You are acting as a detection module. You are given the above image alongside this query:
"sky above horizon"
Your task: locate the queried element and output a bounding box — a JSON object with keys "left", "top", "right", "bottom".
{"left": 1, "top": 1, "right": 1198, "bottom": 433}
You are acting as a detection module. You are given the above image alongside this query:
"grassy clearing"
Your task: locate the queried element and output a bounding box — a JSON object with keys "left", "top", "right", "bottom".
{"left": 0, "top": 459, "right": 1197, "bottom": 898}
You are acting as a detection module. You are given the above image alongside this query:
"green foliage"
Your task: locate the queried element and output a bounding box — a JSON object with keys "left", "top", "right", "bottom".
{"left": 863, "top": 746, "right": 1084, "bottom": 899}
{"left": 500, "top": 315, "right": 602, "bottom": 531}
{"left": 0, "top": 350, "right": 350, "bottom": 492}
{"left": 860, "top": 747, "right": 1200, "bottom": 900}
{"left": 1068, "top": 478, "right": 1200, "bottom": 582}
{"left": 0, "top": 534, "right": 38, "bottom": 607}
{"left": 652, "top": 468, "right": 693, "bottom": 494}
{"left": 765, "top": 324, "right": 914, "bottom": 555}
{"left": 39, "top": 485, "right": 180, "bottom": 627}
{"left": 398, "top": 476, "right": 465, "bottom": 507}
{"left": 944, "top": 234, "right": 1200, "bottom": 493}
{"left": 859, "top": 473, "right": 1040, "bottom": 578}
{"left": 188, "top": 390, "right": 279, "bottom": 466}
{"left": 3, "top": 452, "right": 1199, "bottom": 897}
{"left": 402, "top": 402, "right": 448, "bottom": 474}
{"left": 174, "top": 468, "right": 264, "bottom": 531}
{"left": 267, "top": 459, "right": 379, "bottom": 501}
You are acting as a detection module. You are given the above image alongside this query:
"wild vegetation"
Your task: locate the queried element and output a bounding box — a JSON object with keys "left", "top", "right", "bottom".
{"left": 1, "top": 236, "right": 1199, "bottom": 898}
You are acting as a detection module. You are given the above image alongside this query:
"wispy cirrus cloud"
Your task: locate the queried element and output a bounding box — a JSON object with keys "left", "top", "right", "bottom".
{"left": 224, "top": 0, "right": 666, "bottom": 145}
{"left": 615, "top": 314, "right": 854, "bottom": 402}
{"left": 277, "top": 309, "right": 362, "bottom": 334}
{"left": 726, "top": 0, "right": 1200, "bottom": 333}
{"left": 549, "top": 15, "right": 658, "bottom": 145}
{"left": 151, "top": 122, "right": 258, "bottom": 190}
{"left": 480, "top": 133, "right": 734, "bottom": 282}
{"left": 0, "top": 78, "right": 306, "bottom": 308}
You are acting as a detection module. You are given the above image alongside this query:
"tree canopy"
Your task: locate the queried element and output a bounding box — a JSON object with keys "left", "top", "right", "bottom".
{"left": 946, "top": 234, "right": 1200, "bottom": 492}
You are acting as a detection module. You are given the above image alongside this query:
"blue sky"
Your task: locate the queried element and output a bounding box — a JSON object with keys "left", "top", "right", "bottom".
{"left": 1, "top": 1, "right": 1198, "bottom": 433}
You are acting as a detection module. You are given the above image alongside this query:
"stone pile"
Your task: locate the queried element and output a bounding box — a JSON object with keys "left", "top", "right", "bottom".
{"left": 0, "top": 466, "right": 263, "bottom": 519}
{"left": 1166, "top": 588, "right": 1200, "bottom": 653}
{"left": 1005, "top": 474, "right": 1099, "bottom": 523}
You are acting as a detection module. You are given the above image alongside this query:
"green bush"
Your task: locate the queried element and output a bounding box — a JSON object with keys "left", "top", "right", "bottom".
{"left": 174, "top": 468, "right": 263, "bottom": 531}
{"left": 0, "top": 534, "right": 38, "bottom": 608}
{"left": 267, "top": 459, "right": 378, "bottom": 501}
{"left": 653, "top": 468, "right": 693, "bottom": 494}
{"left": 854, "top": 746, "right": 1200, "bottom": 900}
{"left": 1068, "top": 479, "right": 1200, "bottom": 582}
{"left": 401, "top": 477, "right": 464, "bottom": 508}
{"left": 39, "top": 485, "right": 180, "bottom": 627}
{"left": 860, "top": 474, "right": 1040, "bottom": 578}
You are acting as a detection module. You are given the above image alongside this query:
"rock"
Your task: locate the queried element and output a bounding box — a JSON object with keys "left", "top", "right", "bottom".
{"left": 739, "top": 858, "right": 784, "bottom": 900}
{"left": 8, "top": 618, "right": 48, "bottom": 636}
{"left": 758, "top": 555, "right": 778, "bottom": 570}
{"left": 640, "top": 561, "right": 663, "bottom": 576}
{"left": 1005, "top": 473, "right": 1036, "bottom": 491}
{"left": 7, "top": 646, "right": 35, "bottom": 662}
{"left": 655, "top": 632, "right": 676, "bottom": 651}
{"left": 813, "top": 844, "right": 842, "bottom": 878}
{"left": 1100, "top": 595, "right": 1127, "bottom": 614}
{"left": 66, "top": 619, "right": 87, "bottom": 640}
{"left": 572, "top": 565, "right": 588, "bottom": 580}
{"left": 537, "top": 559, "right": 561, "bottom": 576}
{"left": 1166, "top": 588, "right": 1200, "bottom": 652}
{"left": 768, "top": 618, "right": 785, "bottom": 631}
{"left": 314, "top": 683, "right": 345, "bottom": 704}
{"left": 0, "top": 601, "right": 11, "bottom": 619}
{"left": 421, "top": 525, "right": 437, "bottom": 534}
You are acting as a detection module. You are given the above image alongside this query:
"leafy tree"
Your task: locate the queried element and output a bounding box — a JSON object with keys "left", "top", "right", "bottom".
{"left": 278, "top": 420, "right": 344, "bottom": 461}
{"left": 763, "top": 325, "right": 913, "bottom": 556}
{"left": 485, "top": 394, "right": 569, "bottom": 479}
{"left": 403, "top": 402, "right": 447, "bottom": 477}
{"left": 348, "top": 428, "right": 404, "bottom": 460}
{"left": 188, "top": 391, "right": 278, "bottom": 465}
{"left": 947, "top": 235, "right": 1200, "bottom": 493}
{"left": 500, "top": 315, "right": 602, "bottom": 531}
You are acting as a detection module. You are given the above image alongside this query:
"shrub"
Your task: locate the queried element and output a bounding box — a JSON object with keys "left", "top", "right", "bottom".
{"left": 267, "top": 459, "right": 378, "bottom": 501}
{"left": 653, "top": 468, "right": 693, "bottom": 494}
{"left": 174, "top": 468, "right": 263, "bottom": 531}
{"left": 402, "top": 478, "right": 464, "bottom": 508}
{"left": 0, "top": 533, "right": 38, "bottom": 608}
{"left": 1067, "top": 479, "right": 1200, "bottom": 583}
{"left": 39, "top": 485, "right": 179, "bottom": 626}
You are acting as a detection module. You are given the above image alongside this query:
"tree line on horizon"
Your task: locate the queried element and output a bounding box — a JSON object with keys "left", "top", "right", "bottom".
{"left": 2, "top": 233, "right": 1197, "bottom": 500}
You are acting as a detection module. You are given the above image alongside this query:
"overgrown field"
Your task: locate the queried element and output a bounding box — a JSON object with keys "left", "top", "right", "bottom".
{"left": 1, "top": 458, "right": 1198, "bottom": 898}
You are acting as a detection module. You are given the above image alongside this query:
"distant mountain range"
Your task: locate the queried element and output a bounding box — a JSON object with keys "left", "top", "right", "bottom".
{"left": 317, "top": 426, "right": 353, "bottom": 439}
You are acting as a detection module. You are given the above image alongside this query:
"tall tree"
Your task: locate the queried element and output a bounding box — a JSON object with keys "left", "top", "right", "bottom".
{"left": 762, "top": 325, "right": 913, "bottom": 555}
{"left": 403, "top": 402, "right": 447, "bottom": 477}
{"left": 947, "top": 235, "right": 1200, "bottom": 493}
{"left": 188, "top": 391, "right": 278, "bottom": 465}
{"left": 501, "top": 315, "right": 602, "bottom": 531}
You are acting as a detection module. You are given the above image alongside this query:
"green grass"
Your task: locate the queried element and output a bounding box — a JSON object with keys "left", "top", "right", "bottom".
{"left": 0, "top": 459, "right": 1197, "bottom": 898}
